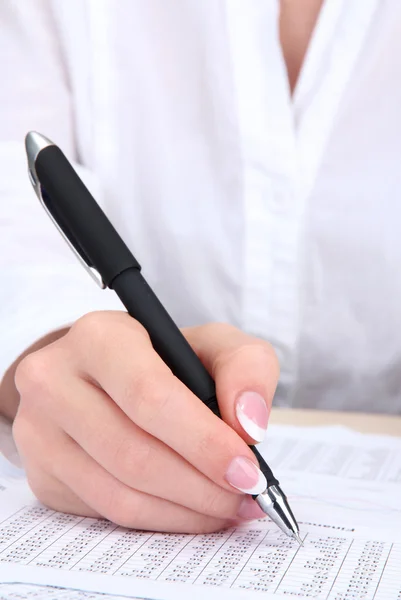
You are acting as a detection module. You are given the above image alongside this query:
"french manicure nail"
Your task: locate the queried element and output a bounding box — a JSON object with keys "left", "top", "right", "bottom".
{"left": 237, "top": 496, "right": 267, "bottom": 520}
{"left": 235, "top": 391, "right": 269, "bottom": 442}
{"left": 225, "top": 456, "right": 267, "bottom": 495}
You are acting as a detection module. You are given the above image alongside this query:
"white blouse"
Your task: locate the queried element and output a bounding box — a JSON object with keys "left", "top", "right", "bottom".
{"left": 1, "top": 0, "right": 401, "bottom": 414}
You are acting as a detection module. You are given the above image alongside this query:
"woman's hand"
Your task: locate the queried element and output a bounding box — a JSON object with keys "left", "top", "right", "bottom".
{"left": 13, "top": 312, "right": 279, "bottom": 533}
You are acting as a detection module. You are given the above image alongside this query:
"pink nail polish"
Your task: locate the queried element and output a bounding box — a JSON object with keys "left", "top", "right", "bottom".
{"left": 235, "top": 391, "right": 269, "bottom": 442}
{"left": 225, "top": 456, "right": 267, "bottom": 494}
{"left": 237, "top": 496, "right": 267, "bottom": 520}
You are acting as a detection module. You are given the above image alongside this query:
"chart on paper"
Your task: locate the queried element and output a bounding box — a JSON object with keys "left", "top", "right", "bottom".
{"left": 0, "top": 504, "right": 401, "bottom": 599}
{"left": 264, "top": 426, "right": 401, "bottom": 483}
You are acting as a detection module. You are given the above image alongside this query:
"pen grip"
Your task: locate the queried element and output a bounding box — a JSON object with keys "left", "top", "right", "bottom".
{"left": 252, "top": 447, "right": 279, "bottom": 488}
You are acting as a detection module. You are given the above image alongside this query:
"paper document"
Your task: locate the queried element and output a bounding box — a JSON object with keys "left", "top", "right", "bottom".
{"left": 0, "top": 425, "right": 400, "bottom": 600}
{"left": 262, "top": 425, "right": 401, "bottom": 519}
{"left": 265, "top": 425, "right": 401, "bottom": 483}
{"left": 0, "top": 583, "right": 134, "bottom": 599}
{"left": 1, "top": 498, "right": 401, "bottom": 599}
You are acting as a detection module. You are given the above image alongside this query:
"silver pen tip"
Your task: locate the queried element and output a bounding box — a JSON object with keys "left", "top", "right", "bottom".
{"left": 293, "top": 532, "right": 304, "bottom": 546}
{"left": 255, "top": 485, "right": 300, "bottom": 539}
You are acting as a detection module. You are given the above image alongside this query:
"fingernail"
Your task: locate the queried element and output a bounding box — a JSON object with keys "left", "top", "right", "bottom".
{"left": 225, "top": 456, "right": 267, "bottom": 494}
{"left": 237, "top": 496, "right": 267, "bottom": 520}
{"left": 235, "top": 391, "right": 269, "bottom": 442}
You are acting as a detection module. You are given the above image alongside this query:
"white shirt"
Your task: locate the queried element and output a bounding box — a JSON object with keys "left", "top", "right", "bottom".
{"left": 1, "top": 0, "right": 401, "bottom": 414}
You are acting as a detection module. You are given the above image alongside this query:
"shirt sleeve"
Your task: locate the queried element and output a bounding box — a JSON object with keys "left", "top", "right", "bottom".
{"left": 0, "top": 0, "right": 122, "bottom": 380}
{"left": 0, "top": 416, "right": 21, "bottom": 467}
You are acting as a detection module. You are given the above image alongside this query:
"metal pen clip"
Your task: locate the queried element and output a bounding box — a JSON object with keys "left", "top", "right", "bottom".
{"left": 25, "top": 131, "right": 105, "bottom": 289}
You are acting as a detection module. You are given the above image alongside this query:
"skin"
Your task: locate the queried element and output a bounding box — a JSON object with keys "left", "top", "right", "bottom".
{"left": 280, "top": 0, "right": 324, "bottom": 93}
{"left": 0, "top": 1, "right": 322, "bottom": 533}
{"left": 10, "top": 316, "right": 279, "bottom": 533}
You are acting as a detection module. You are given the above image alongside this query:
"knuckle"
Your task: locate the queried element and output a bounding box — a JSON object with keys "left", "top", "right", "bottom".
{"left": 128, "top": 370, "right": 176, "bottom": 423}
{"left": 72, "top": 311, "right": 149, "bottom": 345}
{"left": 198, "top": 486, "right": 232, "bottom": 518}
{"left": 196, "top": 429, "right": 221, "bottom": 462}
{"left": 112, "top": 437, "right": 152, "bottom": 486}
{"left": 71, "top": 311, "right": 110, "bottom": 345}
{"left": 101, "top": 484, "right": 139, "bottom": 528}
{"left": 15, "top": 351, "right": 52, "bottom": 398}
{"left": 123, "top": 316, "right": 150, "bottom": 340}
{"left": 220, "top": 339, "right": 280, "bottom": 375}
{"left": 251, "top": 340, "right": 279, "bottom": 369}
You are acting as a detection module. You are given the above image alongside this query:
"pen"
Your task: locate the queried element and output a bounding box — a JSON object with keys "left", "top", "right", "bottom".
{"left": 25, "top": 131, "right": 302, "bottom": 545}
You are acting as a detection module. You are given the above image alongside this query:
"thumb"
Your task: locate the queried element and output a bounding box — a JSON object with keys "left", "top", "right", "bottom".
{"left": 182, "top": 323, "right": 280, "bottom": 445}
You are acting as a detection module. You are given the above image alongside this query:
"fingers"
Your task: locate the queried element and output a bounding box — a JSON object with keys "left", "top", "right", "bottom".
{"left": 183, "top": 323, "right": 279, "bottom": 444}
{"left": 41, "top": 373, "right": 252, "bottom": 521}
{"left": 65, "top": 313, "right": 264, "bottom": 496}
{"left": 16, "top": 419, "right": 232, "bottom": 534}
{"left": 14, "top": 311, "right": 277, "bottom": 533}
